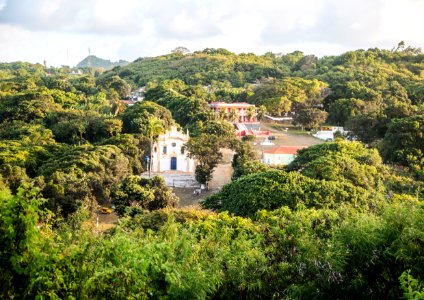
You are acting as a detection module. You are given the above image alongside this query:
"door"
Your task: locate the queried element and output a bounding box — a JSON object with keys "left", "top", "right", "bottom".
{"left": 170, "top": 157, "right": 177, "bottom": 170}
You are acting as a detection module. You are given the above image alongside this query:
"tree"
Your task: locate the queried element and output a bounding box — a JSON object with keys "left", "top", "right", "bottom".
{"left": 98, "top": 75, "right": 130, "bottom": 99}
{"left": 147, "top": 117, "right": 164, "bottom": 177}
{"left": 248, "top": 78, "right": 328, "bottom": 116}
{"left": 231, "top": 140, "right": 269, "bottom": 180}
{"left": 287, "top": 140, "right": 386, "bottom": 191}
{"left": 198, "top": 120, "right": 235, "bottom": 138}
{"left": 246, "top": 106, "right": 256, "bottom": 129}
{"left": 120, "top": 101, "right": 173, "bottom": 135}
{"left": 0, "top": 186, "right": 51, "bottom": 298}
{"left": 218, "top": 107, "right": 227, "bottom": 120}
{"left": 111, "top": 175, "right": 178, "bottom": 216}
{"left": 171, "top": 47, "right": 190, "bottom": 55}
{"left": 104, "top": 118, "right": 123, "bottom": 137}
{"left": 257, "top": 105, "right": 267, "bottom": 121}
{"left": 229, "top": 108, "right": 238, "bottom": 123}
{"left": 293, "top": 108, "right": 328, "bottom": 130}
{"left": 380, "top": 115, "right": 424, "bottom": 179}
{"left": 327, "top": 98, "right": 366, "bottom": 126}
{"left": 184, "top": 134, "right": 223, "bottom": 187}
{"left": 202, "top": 170, "right": 376, "bottom": 217}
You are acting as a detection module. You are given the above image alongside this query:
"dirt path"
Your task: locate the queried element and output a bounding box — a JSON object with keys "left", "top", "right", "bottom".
{"left": 208, "top": 148, "right": 234, "bottom": 190}
{"left": 175, "top": 148, "right": 234, "bottom": 207}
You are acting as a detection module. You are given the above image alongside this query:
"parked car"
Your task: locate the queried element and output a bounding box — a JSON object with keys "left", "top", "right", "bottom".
{"left": 99, "top": 207, "right": 112, "bottom": 214}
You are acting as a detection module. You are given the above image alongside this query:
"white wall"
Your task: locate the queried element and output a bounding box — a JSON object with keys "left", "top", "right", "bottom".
{"left": 263, "top": 153, "right": 296, "bottom": 165}
{"left": 151, "top": 127, "right": 195, "bottom": 173}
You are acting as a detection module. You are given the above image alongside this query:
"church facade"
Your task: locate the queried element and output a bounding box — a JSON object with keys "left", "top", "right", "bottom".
{"left": 151, "top": 126, "right": 196, "bottom": 173}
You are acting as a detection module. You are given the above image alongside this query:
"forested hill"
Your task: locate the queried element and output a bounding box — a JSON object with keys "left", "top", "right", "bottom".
{"left": 104, "top": 48, "right": 293, "bottom": 86}
{"left": 76, "top": 55, "right": 129, "bottom": 69}
{"left": 102, "top": 46, "right": 423, "bottom": 145}
{"left": 103, "top": 47, "right": 424, "bottom": 88}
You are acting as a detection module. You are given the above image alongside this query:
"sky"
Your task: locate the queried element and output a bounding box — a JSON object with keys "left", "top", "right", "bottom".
{"left": 0, "top": 0, "right": 423, "bottom": 67}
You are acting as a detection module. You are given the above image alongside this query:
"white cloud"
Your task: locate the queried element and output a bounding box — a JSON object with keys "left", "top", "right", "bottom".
{"left": 0, "top": 0, "right": 423, "bottom": 66}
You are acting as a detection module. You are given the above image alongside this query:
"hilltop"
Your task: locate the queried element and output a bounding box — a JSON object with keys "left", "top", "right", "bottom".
{"left": 76, "top": 55, "right": 129, "bottom": 69}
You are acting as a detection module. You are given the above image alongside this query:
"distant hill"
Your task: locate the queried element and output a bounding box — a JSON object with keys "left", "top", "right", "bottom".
{"left": 76, "top": 55, "right": 129, "bottom": 69}
{"left": 101, "top": 47, "right": 424, "bottom": 91}
{"left": 100, "top": 48, "right": 293, "bottom": 87}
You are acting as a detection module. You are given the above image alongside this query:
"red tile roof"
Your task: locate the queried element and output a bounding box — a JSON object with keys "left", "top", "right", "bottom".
{"left": 121, "top": 100, "right": 136, "bottom": 105}
{"left": 263, "top": 146, "right": 306, "bottom": 155}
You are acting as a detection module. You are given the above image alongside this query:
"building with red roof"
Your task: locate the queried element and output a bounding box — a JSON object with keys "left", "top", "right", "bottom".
{"left": 262, "top": 146, "right": 306, "bottom": 165}
{"left": 208, "top": 102, "right": 257, "bottom": 123}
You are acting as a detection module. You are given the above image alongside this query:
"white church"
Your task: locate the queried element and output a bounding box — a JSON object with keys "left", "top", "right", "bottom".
{"left": 151, "top": 126, "right": 196, "bottom": 173}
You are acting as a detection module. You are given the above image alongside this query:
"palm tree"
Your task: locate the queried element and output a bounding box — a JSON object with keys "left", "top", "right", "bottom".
{"left": 229, "top": 108, "right": 238, "bottom": 123}
{"left": 147, "top": 117, "right": 165, "bottom": 177}
{"left": 257, "top": 105, "right": 267, "bottom": 121}
{"left": 246, "top": 106, "right": 256, "bottom": 129}
{"left": 218, "top": 107, "right": 227, "bottom": 120}
{"left": 111, "top": 99, "right": 126, "bottom": 116}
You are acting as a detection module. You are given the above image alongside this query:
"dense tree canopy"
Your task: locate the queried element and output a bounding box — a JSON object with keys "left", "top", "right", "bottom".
{"left": 0, "top": 46, "right": 424, "bottom": 299}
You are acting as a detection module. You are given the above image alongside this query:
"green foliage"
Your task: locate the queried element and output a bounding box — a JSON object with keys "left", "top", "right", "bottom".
{"left": 144, "top": 80, "right": 217, "bottom": 132}
{"left": 0, "top": 47, "right": 424, "bottom": 299}
{"left": 381, "top": 114, "right": 424, "bottom": 179}
{"left": 46, "top": 110, "right": 122, "bottom": 144}
{"left": 100, "top": 133, "right": 149, "bottom": 174}
{"left": 184, "top": 134, "right": 224, "bottom": 185}
{"left": 248, "top": 77, "right": 329, "bottom": 116}
{"left": 0, "top": 186, "right": 51, "bottom": 298}
{"left": 231, "top": 140, "right": 269, "bottom": 180}
{"left": 194, "top": 119, "right": 235, "bottom": 138}
{"left": 120, "top": 101, "right": 173, "bottom": 135}
{"left": 400, "top": 271, "right": 424, "bottom": 300}
{"left": 0, "top": 121, "right": 55, "bottom": 145}
{"left": 202, "top": 170, "right": 379, "bottom": 217}
{"left": 327, "top": 98, "right": 366, "bottom": 125}
{"left": 97, "top": 74, "right": 131, "bottom": 98}
{"left": 288, "top": 140, "right": 386, "bottom": 191}
{"left": 0, "top": 90, "right": 61, "bottom": 122}
{"left": 103, "top": 49, "right": 290, "bottom": 87}
{"left": 40, "top": 145, "right": 132, "bottom": 215}
{"left": 111, "top": 175, "right": 178, "bottom": 216}
{"left": 1, "top": 185, "right": 424, "bottom": 299}
{"left": 293, "top": 107, "right": 328, "bottom": 130}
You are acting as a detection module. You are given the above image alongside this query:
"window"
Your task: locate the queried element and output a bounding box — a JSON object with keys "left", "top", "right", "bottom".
{"left": 163, "top": 146, "right": 167, "bottom": 154}
{"left": 181, "top": 147, "right": 185, "bottom": 154}
{"left": 154, "top": 146, "right": 157, "bottom": 153}
{"left": 172, "top": 142, "right": 176, "bottom": 147}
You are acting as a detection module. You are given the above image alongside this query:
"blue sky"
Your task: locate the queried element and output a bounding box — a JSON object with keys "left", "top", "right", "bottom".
{"left": 0, "top": 0, "right": 423, "bottom": 66}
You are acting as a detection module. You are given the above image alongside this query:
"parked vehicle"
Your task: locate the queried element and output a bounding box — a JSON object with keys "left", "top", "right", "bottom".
{"left": 99, "top": 207, "right": 112, "bottom": 214}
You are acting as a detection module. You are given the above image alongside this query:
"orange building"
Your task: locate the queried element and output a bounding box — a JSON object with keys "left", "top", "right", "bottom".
{"left": 208, "top": 102, "right": 257, "bottom": 123}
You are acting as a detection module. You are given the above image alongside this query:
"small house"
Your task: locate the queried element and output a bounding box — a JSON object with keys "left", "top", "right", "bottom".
{"left": 262, "top": 146, "right": 306, "bottom": 165}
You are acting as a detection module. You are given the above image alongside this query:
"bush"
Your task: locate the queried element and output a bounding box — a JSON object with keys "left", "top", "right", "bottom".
{"left": 111, "top": 175, "right": 178, "bottom": 216}
{"left": 202, "top": 170, "right": 381, "bottom": 217}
